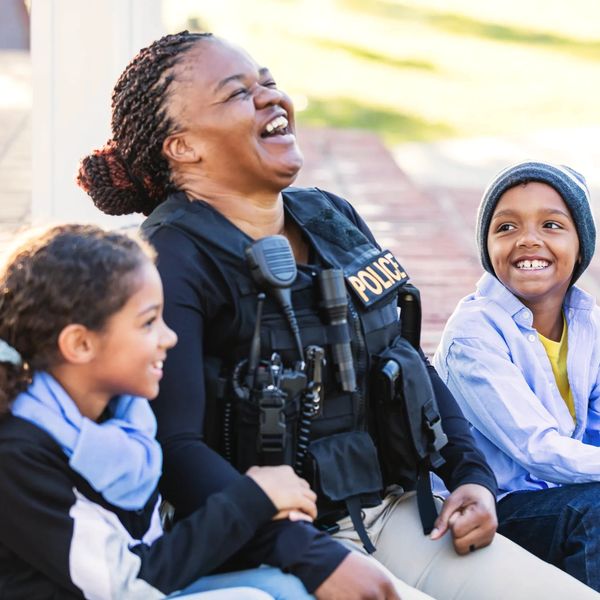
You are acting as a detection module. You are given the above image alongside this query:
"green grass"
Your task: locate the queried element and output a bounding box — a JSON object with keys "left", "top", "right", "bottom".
{"left": 305, "top": 37, "right": 437, "bottom": 71}
{"left": 342, "top": 0, "right": 600, "bottom": 61}
{"left": 298, "top": 97, "right": 452, "bottom": 144}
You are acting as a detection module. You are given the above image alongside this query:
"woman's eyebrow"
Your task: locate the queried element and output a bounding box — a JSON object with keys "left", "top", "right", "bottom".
{"left": 214, "top": 68, "right": 271, "bottom": 92}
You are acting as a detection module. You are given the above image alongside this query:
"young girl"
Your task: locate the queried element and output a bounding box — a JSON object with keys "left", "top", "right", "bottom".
{"left": 0, "top": 224, "right": 316, "bottom": 599}
{"left": 433, "top": 161, "right": 600, "bottom": 591}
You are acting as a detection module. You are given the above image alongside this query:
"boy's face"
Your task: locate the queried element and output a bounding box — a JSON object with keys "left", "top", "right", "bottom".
{"left": 487, "top": 181, "right": 580, "bottom": 310}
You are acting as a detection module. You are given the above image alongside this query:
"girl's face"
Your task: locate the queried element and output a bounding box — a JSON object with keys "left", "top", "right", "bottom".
{"left": 487, "top": 182, "right": 580, "bottom": 310}
{"left": 87, "top": 260, "right": 177, "bottom": 408}
{"left": 166, "top": 37, "right": 303, "bottom": 194}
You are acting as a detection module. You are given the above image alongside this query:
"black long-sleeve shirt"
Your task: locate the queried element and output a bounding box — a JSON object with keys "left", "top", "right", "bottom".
{"left": 145, "top": 189, "right": 497, "bottom": 591}
{"left": 0, "top": 415, "right": 281, "bottom": 599}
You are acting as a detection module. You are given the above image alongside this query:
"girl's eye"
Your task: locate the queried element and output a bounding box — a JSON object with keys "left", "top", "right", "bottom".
{"left": 262, "top": 80, "right": 277, "bottom": 88}
{"left": 143, "top": 316, "right": 157, "bottom": 329}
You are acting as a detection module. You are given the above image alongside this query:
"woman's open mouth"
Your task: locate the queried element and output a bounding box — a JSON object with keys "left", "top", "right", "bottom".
{"left": 261, "top": 115, "right": 291, "bottom": 138}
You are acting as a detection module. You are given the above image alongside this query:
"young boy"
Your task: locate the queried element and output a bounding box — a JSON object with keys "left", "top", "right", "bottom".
{"left": 433, "top": 161, "right": 600, "bottom": 591}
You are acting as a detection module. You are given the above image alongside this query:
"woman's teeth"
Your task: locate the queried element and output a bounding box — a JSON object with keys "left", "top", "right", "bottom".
{"left": 516, "top": 259, "right": 549, "bottom": 270}
{"left": 264, "top": 115, "right": 288, "bottom": 135}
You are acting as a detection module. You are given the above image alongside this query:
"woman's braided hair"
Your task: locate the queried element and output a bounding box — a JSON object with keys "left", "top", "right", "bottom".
{"left": 77, "top": 31, "right": 212, "bottom": 216}
{"left": 0, "top": 224, "right": 155, "bottom": 415}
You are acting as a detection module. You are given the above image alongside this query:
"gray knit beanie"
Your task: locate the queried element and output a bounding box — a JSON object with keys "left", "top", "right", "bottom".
{"left": 477, "top": 161, "right": 595, "bottom": 284}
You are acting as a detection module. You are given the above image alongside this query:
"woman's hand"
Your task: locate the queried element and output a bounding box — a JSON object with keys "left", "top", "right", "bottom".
{"left": 429, "top": 483, "right": 497, "bottom": 554}
{"left": 246, "top": 465, "right": 317, "bottom": 521}
{"left": 315, "top": 553, "right": 401, "bottom": 600}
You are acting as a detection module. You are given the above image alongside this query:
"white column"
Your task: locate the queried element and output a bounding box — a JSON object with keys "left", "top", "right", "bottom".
{"left": 30, "top": 0, "right": 164, "bottom": 227}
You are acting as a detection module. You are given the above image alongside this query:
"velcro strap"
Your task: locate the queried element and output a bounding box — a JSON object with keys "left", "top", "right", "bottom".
{"left": 346, "top": 495, "right": 376, "bottom": 554}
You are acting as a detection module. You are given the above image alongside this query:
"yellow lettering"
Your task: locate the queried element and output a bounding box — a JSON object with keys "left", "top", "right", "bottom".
{"left": 366, "top": 265, "right": 393, "bottom": 289}
{"left": 360, "top": 270, "right": 383, "bottom": 295}
{"left": 348, "top": 275, "right": 370, "bottom": 303}
{"left": 384, "top": 253, "right": 406, "bottom": 281}
{"left": 378, "top": 257, "right": 401, "bottom": 281}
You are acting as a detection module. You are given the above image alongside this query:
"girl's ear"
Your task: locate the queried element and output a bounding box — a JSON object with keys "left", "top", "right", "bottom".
{"left": 57, "top": 324, "right": 96, "bottom": 364}
{"left": 162, "top": 132, "right": 202, "bottom": 165}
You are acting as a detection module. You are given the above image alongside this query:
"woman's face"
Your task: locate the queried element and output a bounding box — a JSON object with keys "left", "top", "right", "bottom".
{"left": 166, "top": 37, "right": 303, "bottom": 195}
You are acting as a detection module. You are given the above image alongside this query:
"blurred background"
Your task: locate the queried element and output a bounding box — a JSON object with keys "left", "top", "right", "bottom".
{"left": 2, "top": 0, "right": 600, "bottom": 350}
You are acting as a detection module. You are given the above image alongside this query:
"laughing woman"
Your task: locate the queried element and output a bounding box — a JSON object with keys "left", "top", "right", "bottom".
{"left": 78, "top": 32, "right": 598, "bottom": 600}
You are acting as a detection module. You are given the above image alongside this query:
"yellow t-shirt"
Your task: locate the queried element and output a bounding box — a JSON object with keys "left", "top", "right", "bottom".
{"left": 538, "top": 316, "right": 575, "bottom": 422}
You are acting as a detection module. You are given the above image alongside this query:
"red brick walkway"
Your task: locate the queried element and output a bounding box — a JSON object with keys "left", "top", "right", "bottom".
{"left": 296, "top": 127, "right": 483, "bottom": 356}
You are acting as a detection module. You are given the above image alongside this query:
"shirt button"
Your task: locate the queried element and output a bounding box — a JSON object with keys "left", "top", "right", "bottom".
{"left": 522, "top": 311, "right": 530, "bottom": 320}
{"left": 528, "top": 334, "right": 536, "bottom": 342}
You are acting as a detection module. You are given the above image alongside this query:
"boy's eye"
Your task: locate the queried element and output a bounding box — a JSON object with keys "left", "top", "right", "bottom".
{"left": 496, "top": 223, "right": 515, "bottom": 232}
{"left": 544, "top": 221, "right": 562, "bottom": 230}
{"left": 262, "top": 79, "right": 277, "bottom": 88}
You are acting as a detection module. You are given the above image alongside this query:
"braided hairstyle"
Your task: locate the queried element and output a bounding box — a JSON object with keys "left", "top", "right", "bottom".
{"left": 77, "top": 31, "right": 213, "bottom": 216}
{"left": 0, "top": 224, "right": 155, "bottom": 415}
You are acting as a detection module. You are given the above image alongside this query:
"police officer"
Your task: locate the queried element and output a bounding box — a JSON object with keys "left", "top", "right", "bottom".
{"left": 79, "top": 31, "right": 600, "bottom": 600}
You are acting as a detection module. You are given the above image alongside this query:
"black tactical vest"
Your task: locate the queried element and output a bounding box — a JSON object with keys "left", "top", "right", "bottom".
{"left": 143, "top": 187, "right": 446, "bottom": 551}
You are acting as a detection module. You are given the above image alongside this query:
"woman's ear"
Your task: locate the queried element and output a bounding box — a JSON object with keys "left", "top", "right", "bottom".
{"left": 57, "top": 324, "right": 96, "bottom": 365}
{"left": 162, "top": 133, "right": 202, "bottom": 165}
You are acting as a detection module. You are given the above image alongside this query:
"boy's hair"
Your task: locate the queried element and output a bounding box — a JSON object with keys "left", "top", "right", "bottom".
{"left": 476, "top": 161, "right": 596, "bottom": 284}
{"left": 0, "top": 224, "right": 155, "bottom": 415}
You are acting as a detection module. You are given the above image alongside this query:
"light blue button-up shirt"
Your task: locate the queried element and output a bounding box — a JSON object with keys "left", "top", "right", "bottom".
{"left": 433, "top": 272, "right": 600, "bottom": 498}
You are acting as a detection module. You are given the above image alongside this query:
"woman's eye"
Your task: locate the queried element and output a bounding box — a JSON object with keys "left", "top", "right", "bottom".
{"left": 228, "top": 88, "right": 250, "bottom": 100}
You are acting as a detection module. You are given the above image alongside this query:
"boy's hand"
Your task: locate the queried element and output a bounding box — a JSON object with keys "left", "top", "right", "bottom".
{"left": 429, "top": 483, "right": 497, "bottom": 554}
{"left": 246, "top": 465, "right": 317, "bottom": 521}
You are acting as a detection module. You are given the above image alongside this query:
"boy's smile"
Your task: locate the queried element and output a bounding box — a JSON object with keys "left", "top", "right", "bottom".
{"left": 487, "top": 181, "right": 580, "bottom": 313}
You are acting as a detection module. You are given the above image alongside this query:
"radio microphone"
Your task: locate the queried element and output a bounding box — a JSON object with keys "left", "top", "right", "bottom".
{"left": 245, "top": 235, "right": 304, "bottom": 362}
{"left": 319, "top": 268, "right": 357, "bottom": 392}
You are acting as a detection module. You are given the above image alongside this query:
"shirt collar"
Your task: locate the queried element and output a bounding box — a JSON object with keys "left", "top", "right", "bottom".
{"left": 477, "top": 273, "right": 527, "bottom": 318}
{"left": 477, "top": 272, "right": 595, "bottom": 315}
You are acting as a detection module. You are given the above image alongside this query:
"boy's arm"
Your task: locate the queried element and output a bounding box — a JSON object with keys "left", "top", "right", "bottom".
{"left": 583, "top": 366, "right": 600, "bottom": 446}
{"left": 442, "top": 335, "right": 600, "bottom": 483}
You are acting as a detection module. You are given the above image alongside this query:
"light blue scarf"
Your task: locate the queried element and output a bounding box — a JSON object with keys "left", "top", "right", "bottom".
{"left": 12, "top": 372, "right": 162, "bottom": 510}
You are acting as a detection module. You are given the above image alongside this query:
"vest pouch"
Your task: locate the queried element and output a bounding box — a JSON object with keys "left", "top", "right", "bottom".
{"left": 371, "top": 335, "right": 447, "bottom": 490}
{"left": 305, "top": 431, "right": 383, "bottom": 552}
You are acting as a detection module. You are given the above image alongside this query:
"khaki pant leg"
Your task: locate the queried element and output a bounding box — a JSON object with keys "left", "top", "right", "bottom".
{"left": 365, "top": 493, "right": 600, "bottom": 600}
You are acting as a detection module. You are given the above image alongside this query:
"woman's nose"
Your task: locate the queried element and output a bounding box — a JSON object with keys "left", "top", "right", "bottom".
{"left": 254, "top": 85, "right": 284, "bottom": 109}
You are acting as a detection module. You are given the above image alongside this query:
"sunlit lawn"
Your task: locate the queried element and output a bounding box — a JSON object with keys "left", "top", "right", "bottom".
{"left": 164, "top": 0, "right": 600, "bottom": 145}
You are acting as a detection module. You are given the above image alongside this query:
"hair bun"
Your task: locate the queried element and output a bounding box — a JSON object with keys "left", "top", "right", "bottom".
{"left": 77, "top": 141, "right": 151, "bottom": 215}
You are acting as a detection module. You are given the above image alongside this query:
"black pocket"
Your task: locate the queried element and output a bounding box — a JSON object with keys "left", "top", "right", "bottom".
{"left": 306, "top": 431, "right": 383, "bottom": 552}
{"left": 306, "top": 431, "right": 383, "bottom": 511}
